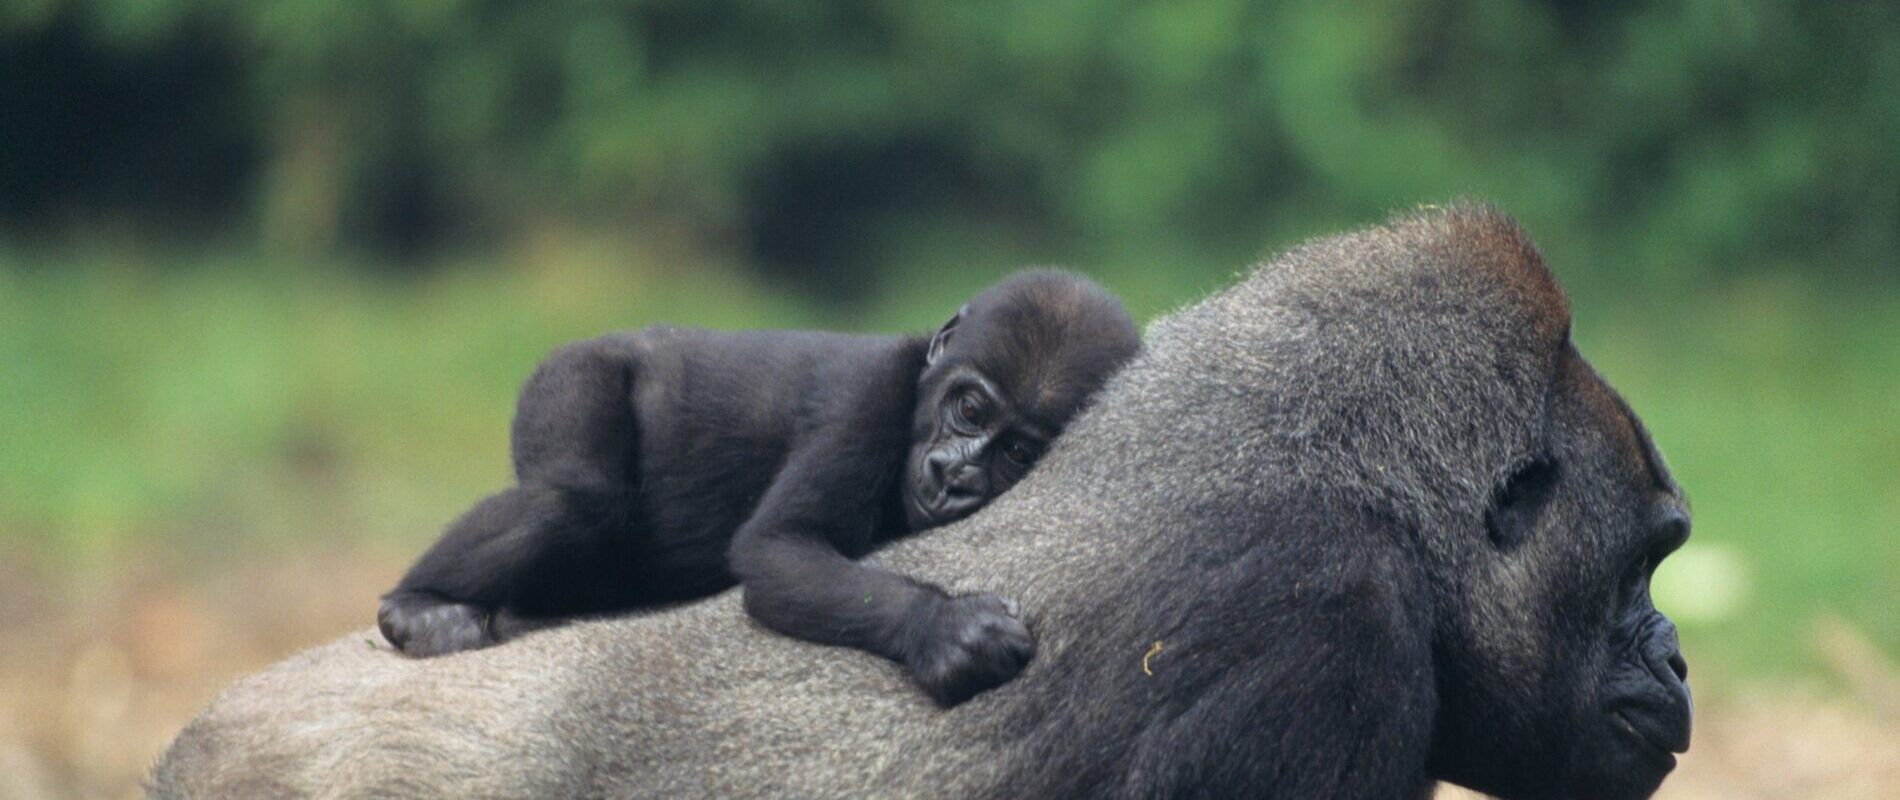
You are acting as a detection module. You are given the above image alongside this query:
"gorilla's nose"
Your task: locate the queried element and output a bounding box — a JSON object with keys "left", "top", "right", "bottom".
{"left": 1666, "top": 649, "right": 1689, "bottom": 682}
{"left": 925, "top": 451, "right": 953, "bottom": 486}
{"left": 945, "top": 462, "right": 988, "bottom": 495}
{"left": 923, "top": 452, "right": 962, "bottom": 484}
{"left": 925, "top": 454, "right": 980, "bottom": 493}
{"left": 924, "top": 454, "right": 986, "bottom": 518}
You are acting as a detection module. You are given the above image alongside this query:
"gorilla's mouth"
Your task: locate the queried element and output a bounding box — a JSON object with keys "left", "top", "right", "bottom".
{"left": 908, "top": 474, "right": 984, "bottom": 528}
{"left": 910, "top": 485, "right": 942, "bottom": 520}
{"left": 906, "top": 468, "right": 947, "bottom": 521}
{"left": 909, "top": 483, "right": 957, "bottom": 523}
{"left": 1610, "top": 708, "right": 1684, "bottom": 763}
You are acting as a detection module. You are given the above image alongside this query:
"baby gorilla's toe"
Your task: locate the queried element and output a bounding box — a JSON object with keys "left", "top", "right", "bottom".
{"left": 378, "top": 593, "right": 494, "bottom": 657}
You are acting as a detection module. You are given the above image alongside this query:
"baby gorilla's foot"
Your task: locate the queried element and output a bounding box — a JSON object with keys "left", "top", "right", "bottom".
{"left": 902, "top": 593, "right": 1036, "bottom": 707}
{"left": 378, "top": 592, "right": 495, "bottom": 657}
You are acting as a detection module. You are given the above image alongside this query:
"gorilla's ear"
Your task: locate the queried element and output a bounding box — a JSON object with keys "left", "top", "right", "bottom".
{"left": 1485, "top": 457, "right": 1560, "bottom": 550}
{"left": 927, "top": 305, "right": 969, "bottom": 365}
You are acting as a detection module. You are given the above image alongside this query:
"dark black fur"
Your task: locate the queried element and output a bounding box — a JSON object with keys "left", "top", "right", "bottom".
{"left": 377, "top": 270, "right": 1139, "bottom": 704}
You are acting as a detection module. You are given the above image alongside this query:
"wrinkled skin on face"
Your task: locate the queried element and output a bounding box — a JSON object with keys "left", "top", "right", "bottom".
{"left": 1428, "top": 349, "right": 1694, "bottom": 800}
{"left": 903, "top": 272, "right": 1140, "bottom": 530}
{"left": 906, "top": 353, "right": 1050, "bottom": 527}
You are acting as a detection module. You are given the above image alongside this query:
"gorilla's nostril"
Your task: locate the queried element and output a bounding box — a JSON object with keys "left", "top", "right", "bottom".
{"left": 1667, "top": 650, "right": 1688, "bottom": 682}
{"left": 1659, "top": 508, "right": 1691, "bottom": 540}
{"left": 945, "top": 463, "right": 986, "bottom": 493}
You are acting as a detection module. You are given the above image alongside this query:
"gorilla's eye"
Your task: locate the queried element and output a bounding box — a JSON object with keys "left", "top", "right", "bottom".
{"left": 1485, "top": 458, "right": 1558, "bottom": 550}
{"left": 1002, "top": 440, "right": 1038, "bottom": 467}
{"left": 957, "top": 393, "right": 985, "bottom": 425}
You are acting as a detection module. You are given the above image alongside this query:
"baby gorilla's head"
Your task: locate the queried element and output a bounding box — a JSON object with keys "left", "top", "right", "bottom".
{"left": 905, "top": 270, "right": 1141, "bottom": 530}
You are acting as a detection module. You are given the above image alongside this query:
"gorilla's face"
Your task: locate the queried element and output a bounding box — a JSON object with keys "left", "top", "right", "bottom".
{"left": 901, "top": 277, "right": 1139, "bottom": 531}
{"left": 904, "top": 361, "right": 1052, "bottom": 529}
{"left": 902, "top": 303, "right": 1062, "bottom": 531}
{"left": 1430, "top": 344, "right": 1692, "bottom": 800}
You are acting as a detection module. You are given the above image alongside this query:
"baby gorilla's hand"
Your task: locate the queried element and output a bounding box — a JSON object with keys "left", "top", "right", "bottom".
{"left": 902, "top": 592, "right": 1036, "bottom": 706}
{"left": 378, "top": 592, "right": 495, "bottom": 657}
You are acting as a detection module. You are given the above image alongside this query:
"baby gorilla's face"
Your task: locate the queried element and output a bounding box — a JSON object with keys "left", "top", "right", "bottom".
{"left": 903, "top": 270, "right": 1142, "bottom": 532}
{"left": 904, "top": 363, "right": 1053, "bottom": 530}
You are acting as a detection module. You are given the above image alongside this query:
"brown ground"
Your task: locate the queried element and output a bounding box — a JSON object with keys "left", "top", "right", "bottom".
{"left": 1, "top": 550, "right": 1895, "bottom": 800}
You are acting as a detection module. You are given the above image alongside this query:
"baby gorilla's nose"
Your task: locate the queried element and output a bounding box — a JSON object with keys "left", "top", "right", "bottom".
{"left": 926, "top": 453, "right": 987, "bottom": 494}
{"left": 923, "top": 453, "right": 989, "bottom": 520}
{"left": 945, "top": 462, "right": 990, "bottom": 497}
{"left": 924, "top": 451, "right": 954, "bottom": 487}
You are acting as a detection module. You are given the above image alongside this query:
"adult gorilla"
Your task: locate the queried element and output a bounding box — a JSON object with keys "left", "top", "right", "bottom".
{"left": 151, "top": 206, "right": 1692, "bottom": 800}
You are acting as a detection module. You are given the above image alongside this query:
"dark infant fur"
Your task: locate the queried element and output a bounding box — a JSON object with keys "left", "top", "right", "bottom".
{"left": 378, "top": 269, "right": 1140, "bottom": 705}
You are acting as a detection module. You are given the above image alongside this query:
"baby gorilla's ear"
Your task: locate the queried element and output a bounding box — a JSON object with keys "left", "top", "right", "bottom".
{"left": 927, "top": 305, "right": 969, "bottom": 365}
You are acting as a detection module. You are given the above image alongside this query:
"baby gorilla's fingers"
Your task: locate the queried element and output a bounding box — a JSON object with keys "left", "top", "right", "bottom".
{"left": 903, "top": 592, "right": 1036, "bottom": 707}
{"left": 378, "top": 592, "right": 495, "bottom": 657}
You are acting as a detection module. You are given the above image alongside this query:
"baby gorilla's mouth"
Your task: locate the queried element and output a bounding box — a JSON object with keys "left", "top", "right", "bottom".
{"left": 906, "top": 478, "right": 946, "bottom": 523}
{"left": 908, "top": 476, "right": 981, "bottom": 528}
{"left": 915, "top": 486, "right": 952, "bottom": 518}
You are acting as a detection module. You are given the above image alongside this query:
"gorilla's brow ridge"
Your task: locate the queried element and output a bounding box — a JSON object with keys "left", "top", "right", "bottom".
{"left": 1617, "top": 393, "right": 1679, "bottom": 499}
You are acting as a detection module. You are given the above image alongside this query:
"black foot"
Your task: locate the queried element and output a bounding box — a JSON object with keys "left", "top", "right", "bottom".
{"left": 378, "top": 592, "right": 495, "bottom": 657}
{"left": 903, "top": 593, "right": 1036, "bottom": 707}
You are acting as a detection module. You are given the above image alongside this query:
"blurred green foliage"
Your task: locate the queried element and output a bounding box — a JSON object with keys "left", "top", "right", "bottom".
{"left": 3, "top": 1, "right": 1897, "bottom": 289}
{"left": 1, "top": 1, "right": 1896, "bottom": 680}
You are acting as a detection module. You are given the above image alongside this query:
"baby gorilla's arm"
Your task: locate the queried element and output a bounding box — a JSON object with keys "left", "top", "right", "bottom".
{"left": 727, "top": 432, "right": 1034, "bottom": 707}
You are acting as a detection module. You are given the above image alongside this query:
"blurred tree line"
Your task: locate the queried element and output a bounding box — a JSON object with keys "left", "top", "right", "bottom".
{"left": 2, "top": 0, "right": 1895, "bottom": 297}
{"left": 5, "top": 2, "right": 1898, "bottom": 678}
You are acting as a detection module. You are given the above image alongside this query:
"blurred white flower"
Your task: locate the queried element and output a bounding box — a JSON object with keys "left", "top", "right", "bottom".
{"left": 1654, "top": 542, "right": 1750, "bottom": 624}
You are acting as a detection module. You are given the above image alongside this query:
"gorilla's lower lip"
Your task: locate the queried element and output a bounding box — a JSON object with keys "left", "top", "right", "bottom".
{"left": 910, "top": 486, "right": 948, "bottom": 522}
{"left": 911, "top": 485, "right": 980, "bottom": 526}
{"left": 1611, "top": 709, "right": 1685, "bottom": 759}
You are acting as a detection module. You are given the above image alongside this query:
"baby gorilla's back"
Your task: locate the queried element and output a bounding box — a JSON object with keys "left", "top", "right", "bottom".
{"left": 610, "top": 327, "right": 924, "bottom": 567}
{"left": 379, "top": 327, "right": 925, "bottom": 651}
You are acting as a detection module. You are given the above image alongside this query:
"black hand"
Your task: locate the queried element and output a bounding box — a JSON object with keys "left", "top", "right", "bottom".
{"left": 901, "top": 592, "right": 1036, "bottom": 706}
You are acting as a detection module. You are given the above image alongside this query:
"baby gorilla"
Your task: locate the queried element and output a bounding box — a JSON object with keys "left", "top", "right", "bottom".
{"left": 379, "top": 270, "right": 1140, "bottom": 705}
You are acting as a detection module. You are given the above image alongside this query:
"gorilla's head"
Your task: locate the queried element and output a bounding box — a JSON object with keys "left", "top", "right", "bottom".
{"left": 1427, "top": 350, "right": 1692, "bottom": 800}
{"left": 904, "top": 270, "right": 1139, "bottom": 529}
{"left": 1182, "top": 207, "right": 1692, "bottom": 799}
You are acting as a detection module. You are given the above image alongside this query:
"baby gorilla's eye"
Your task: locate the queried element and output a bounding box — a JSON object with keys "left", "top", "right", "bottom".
{"left": 957, "top": 393, "right": 985, "bottom": 425}
{"left": 1002, "top": 440, "right": 1037, "bottom": 466}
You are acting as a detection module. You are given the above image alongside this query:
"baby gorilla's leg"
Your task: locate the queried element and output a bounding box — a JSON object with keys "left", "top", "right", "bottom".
{"left": 380, "top": 484, "right": 624, "bottom": 656}
{"left": 377, "top": 591, "right": 493, "bottom": 657}
{"left": 382, "top": 335, "right": 649, "bottom": 656}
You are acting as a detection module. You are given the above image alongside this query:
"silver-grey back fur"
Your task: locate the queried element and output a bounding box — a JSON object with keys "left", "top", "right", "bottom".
{"left": 150, "top": 205, "right": 1585, "bottom": 799}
